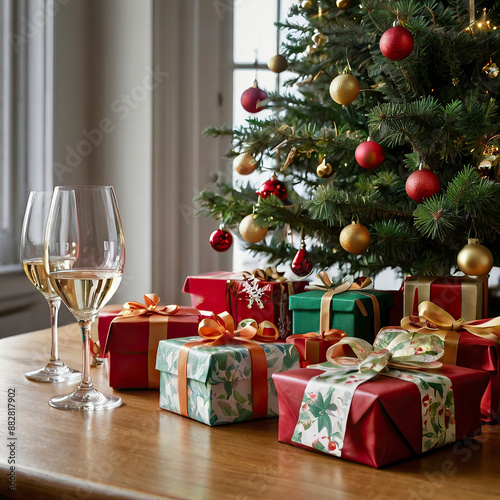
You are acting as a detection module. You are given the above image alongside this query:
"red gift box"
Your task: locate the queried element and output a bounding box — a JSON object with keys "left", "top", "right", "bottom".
{"left": 286, "top": 330, "right": 347, "bottom": 367}
{"left": 182, "top": 271, "right": 308, "bottom": 338}
{"left": 273, "top": 365, "right": 488, "bottom": 468}
{"left": 400, "top": 302, "right": 500, "bottom": 424}
{"left": 456, "top": 332, "right": 499, "bottom": 423}
{"left": 403, "top": 276, "right": 488, "bottom": 321}
{"left": 99, "top": 297, "right": 200, "bottom": 389}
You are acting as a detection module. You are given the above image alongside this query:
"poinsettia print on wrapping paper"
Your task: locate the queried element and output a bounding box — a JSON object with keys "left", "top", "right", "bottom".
{"left": 384, "top": 369, "right": 456, "bottom": 451}
{"left": 158, "top": 339, "right": 300, "bottom": 426}
{"left": 291, "top": 366, "right": 456, "bottom": 456}
{"left": 291, "top": 369, "right": 374, "bottom": 456}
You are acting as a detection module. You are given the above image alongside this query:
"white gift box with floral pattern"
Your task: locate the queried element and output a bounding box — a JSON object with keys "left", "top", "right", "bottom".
{"left": 156, "top": 337, "right": 300, "bottom": 426}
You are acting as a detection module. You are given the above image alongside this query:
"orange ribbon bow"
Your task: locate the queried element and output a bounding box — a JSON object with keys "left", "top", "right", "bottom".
{"left": 103, "top": 294, "right": 187, "bottom": 387}
{"left": 119, "top": 293, "right": 179, "bottom": 317}
{"left": 177, "top": 312, "right": 280, "bottom": 420}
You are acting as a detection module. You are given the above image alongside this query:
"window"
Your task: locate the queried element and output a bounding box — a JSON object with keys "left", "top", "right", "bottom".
{"left": 0, "top": 0, "right": 53, "bottom": 268}
{"left": 232, "top": 0, "right": 299, "bottom": 270}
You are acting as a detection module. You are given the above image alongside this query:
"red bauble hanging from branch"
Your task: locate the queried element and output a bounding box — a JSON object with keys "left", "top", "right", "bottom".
{"left": 291, "top": 243, "right": 313, "bottom": 277}
{"left": 405, "top": 168, "right": 441, "bottom": 202}
{"left": 380, "top": 26, "right": 414, "bottom": 61}
{"left": 241, "top": 81, "right": 268, "bottom": 113}
{"left": 256, "top": 176, "right": 288, "bottom": 201}
{"left": 355, "top": 139, "right": 385, "bottom": 169}
{"left": 209, "top": 227, "right": 233, "bottom": 252}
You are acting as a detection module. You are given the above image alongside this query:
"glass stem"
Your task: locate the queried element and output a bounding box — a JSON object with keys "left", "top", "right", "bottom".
{"left": 48, "top": 297, "right": 61, "bottom": 362}
{"left": 79, "top": 319, "right": 95, "bottom": 390}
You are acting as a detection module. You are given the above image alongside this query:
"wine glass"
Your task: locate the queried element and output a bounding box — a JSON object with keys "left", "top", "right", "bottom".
{"left": 43, "top": 186, "right": 125, "bottom": 411}
{"left": 20, "top": 191, "right": 80, "bottom": 383}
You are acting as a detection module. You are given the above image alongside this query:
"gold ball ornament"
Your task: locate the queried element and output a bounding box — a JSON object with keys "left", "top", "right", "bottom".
{"left": 336, "top": 0, "right": 351, "bottom": 9}
{"left": 312, "top": 30, "right": 327, "bottom": 47}
{"left": 339, "top": 221, "right": 371, "bottom": 255}
{"left": 482, "top": 62, "right": 499, "bottom": 79}
{"left": 457, "top": 238, "right": 494, "bottom": 277}
{"left": 329, "top": 73, "right": 360, "bottom": 106}
{"left": 233, "top": 153, "right": 257, "bottom": 175}
{"left": 268, "top": 54, "right": 288, "bottom": 74}
{"left": 316, "top": 158, "right": 334, "bottom": 178}
{"left": 477, "top": 159, "right": 496, "bottom": 180}
{"left": 239, "top": 214, "right": 269, "bottom": 243}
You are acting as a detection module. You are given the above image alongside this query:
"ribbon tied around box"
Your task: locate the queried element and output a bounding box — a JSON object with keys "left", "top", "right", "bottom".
{"left": 401, "top": 300, "right": 500, "bottom": 364}
{"left": 287, "top": 329, "right": 347, "bottom": 365}
{"left": 325, "top": 329, "right": 445, "bottom": 373}
{"left": 308, "top": 272, "right": 380, "bottom": 335}
{"left": 102, "top": 294, "right": 189, "bottom": 387}
{"left": 177, "top": 312, "right": 280, "bottom": 420}
{"left": 292, "top": 329, "right": 455, "bottom": 457}
{"left": 242, "top": 267, "right": 287, "bottom": 283}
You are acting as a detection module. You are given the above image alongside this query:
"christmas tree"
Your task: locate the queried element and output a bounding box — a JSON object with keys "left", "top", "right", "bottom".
{"left": 197, "top": 0, "right": 500, "bottom": 281}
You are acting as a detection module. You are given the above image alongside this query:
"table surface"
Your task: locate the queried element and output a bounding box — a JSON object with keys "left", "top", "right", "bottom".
{"left": 0, "top": 324, "right": 500, "bottom": 500}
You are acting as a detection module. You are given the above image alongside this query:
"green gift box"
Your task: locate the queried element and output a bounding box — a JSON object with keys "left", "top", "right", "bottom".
{"left": 156, "top": 337, "right": 300, "bottom": 426}
{"left": 289, "top": 289, "right": 394, "bottom": 342}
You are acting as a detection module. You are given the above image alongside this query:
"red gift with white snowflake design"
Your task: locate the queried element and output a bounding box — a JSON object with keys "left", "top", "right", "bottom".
{"left": 182, "top": 271, "right": 308, "bottom": 339}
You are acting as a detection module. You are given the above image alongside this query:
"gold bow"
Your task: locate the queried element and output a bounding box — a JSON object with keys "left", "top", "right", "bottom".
{"left": 242, "top": 267, "right": 287, "bottom": 282}
{"left": 307, "top": 272, "right": 378, "bottom": 334}
{"left": 401, "top": 301, "right": 500, "bottom": 344}
{"left": 308, "top": 272, "right": 372, "bottom": 292}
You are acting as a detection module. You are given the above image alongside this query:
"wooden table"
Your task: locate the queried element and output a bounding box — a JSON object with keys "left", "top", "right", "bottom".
{"left": 1, "top": 325, "right": 500, "bottom": 500}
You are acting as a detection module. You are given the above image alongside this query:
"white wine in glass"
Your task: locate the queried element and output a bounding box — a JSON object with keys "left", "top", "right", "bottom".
{"left": 20, "top": 191, "right": 80, "bottom": 383}
{"left": 44, "top": 186, "right": 125, "bottom": 410}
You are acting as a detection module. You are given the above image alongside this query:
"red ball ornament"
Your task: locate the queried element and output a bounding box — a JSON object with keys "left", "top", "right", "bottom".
{"left": 405, "top": 169, "right": 441, "bottom": 202}
{"left": 291, "top": 247, "right": 313, "bottom": 277}
{"left": 256, "top": 176, "right": 288, "bottom": 201}
{"left": 240, "top": 81, "right": 268, "bottom": 113}
{"left": 209, "top": 228, "right": 233, "bottom": 252}
{"left": 355, "top": 140, "right": 385, "bottom": 169}
{"left": 380, "top": 26, "right": 414, "bottom": 61}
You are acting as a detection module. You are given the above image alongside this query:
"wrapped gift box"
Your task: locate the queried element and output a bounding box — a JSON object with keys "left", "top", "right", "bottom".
{"left": 400, "top": 303, "right": 500, "bottom": 424}
{"left": 97, "top": 304, "right": 123, "bottom": 352}
{"left": 455, "top": 332, "right": 499, "bottom": 423}
{"left": 156, "top": 337, "right": 300, "bottom": 425}
{"left": 286, "top": 330, "right": 347, "bottom": 367}
{"left": 182, "top": 271, "right": 308, "bottom": 338}
{"left": 101, "top": 300, "right": 201, "bottom": 389}
{"left": 403, "top": 276, "right": 488, "bottom": 321}
{"left": 273, "top": 364, "right": 489, "bottom": 468}
{"left": 288, "top": 289, "right": 393, "bottom": 342}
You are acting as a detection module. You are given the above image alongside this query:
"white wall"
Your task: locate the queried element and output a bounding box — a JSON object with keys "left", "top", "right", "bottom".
{"left": 54, "top": 0, "right": 153, "bottom": 307}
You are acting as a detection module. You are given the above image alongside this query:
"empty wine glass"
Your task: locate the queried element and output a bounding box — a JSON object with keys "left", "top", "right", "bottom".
{"left": 44, "top": 186, "right": 125, "bottom": 410}
{"left": 20, "top": 191, "right": 80, "bottom": 382}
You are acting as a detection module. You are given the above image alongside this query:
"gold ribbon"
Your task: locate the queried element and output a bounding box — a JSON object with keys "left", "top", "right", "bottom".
{"left": 104, "top": 294, "right": 185, "bottom": 388}
{"left": 241, "top": 267, "right": 287, "bottom": 282}
{"left": 403, "top": 276, "right": 487, "bottom": 321}
{"left": 177, "top": 312, "right": 280, "bottom": 420}
{"left": 401, "top": 301, "right": 500, "bottom": 352}
{"left": 308, "top": 272, "right": 380, "bottom": 335}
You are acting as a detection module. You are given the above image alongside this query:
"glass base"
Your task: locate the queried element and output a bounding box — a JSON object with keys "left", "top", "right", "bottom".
{"left": 25, "top": 361, "right": 81, "bottom": 383}
{"left": 49, "top": 386, "right": 122, "bottom": 411}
